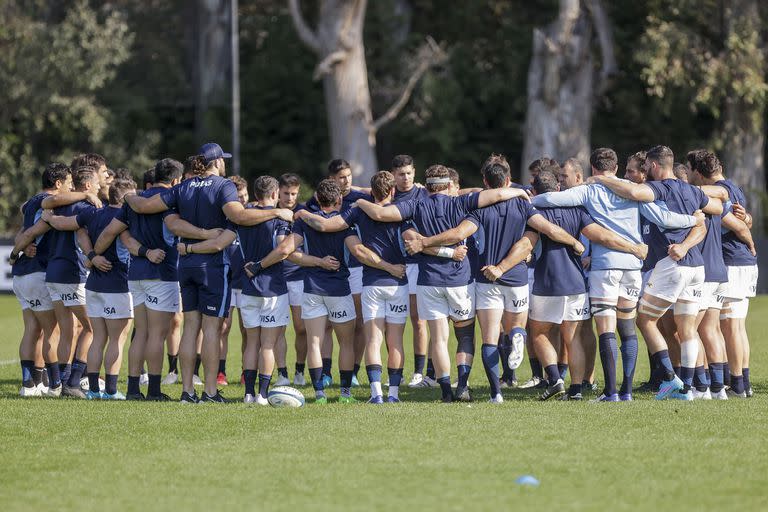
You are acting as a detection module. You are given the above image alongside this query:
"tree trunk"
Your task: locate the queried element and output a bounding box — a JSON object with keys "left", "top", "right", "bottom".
{"left": 521, "top": 0, "right": 615, "bottom": 183}
{"left": 721, "top": 0, "right": 765, "bottom": 233}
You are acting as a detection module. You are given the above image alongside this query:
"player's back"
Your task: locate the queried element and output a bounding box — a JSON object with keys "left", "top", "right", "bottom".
{"left": 80, "top": 207, "right": 130, "bottom": 292}
{"left": 13, "top": 192, "right": 51, "bottom": 276}
{"left": 237, "top": 205, "right": 291, "bottom": 297}
{"left": 533, "top": 207, "right": 592, "bottom": 296}
{"left": 46, "top": 200, "right": 94, "bottom": 284}
{"left": 293, "top": 212, "right": 352, "bottom": 296}
{"left": 716, "top": 179, "right": 757, "bottom": 266}
{"left": 342, "top": 207, "right": 406, "bottom": 287}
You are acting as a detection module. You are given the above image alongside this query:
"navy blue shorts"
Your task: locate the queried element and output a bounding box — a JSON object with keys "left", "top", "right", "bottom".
{"left": 179, "top": 265, "right": 231, "bottom": 317}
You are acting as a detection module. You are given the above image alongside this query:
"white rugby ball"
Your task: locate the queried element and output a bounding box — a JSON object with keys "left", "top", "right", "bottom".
{"left": 268, "top": 386, "right": 305, "bottom": 408}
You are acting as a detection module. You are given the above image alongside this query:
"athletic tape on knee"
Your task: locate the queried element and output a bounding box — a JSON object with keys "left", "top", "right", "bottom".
{"left": 616, "top": 306, "right": 637, "bottom": 316}
{"left": 673, "top": 301, "right": 699, "bottom": 317}
{"left": 638, "top": 298, "right": 668, "bottom": 318}
{"left": 454, "top": 321, "right": 476, "bottom": 356}
{"left": 591, "top": 303, "right": 617, "bottom": 318}
{"left": 726, "top": 299, "right": 749, "bottom": 319}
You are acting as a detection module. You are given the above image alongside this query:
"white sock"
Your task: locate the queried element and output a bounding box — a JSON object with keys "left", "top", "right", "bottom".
{"left": 389, "top": 385, "right": 399, "bottom": 399}
{"left": 680, "top": 339, "right": 698, "bottom": 368}
{"left": 371, "top": 381, "right": 382, "bottom": 397}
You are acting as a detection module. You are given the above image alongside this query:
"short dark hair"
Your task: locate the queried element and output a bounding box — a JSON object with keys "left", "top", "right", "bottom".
{"left": 528, "top": 157, "right": 559, "bottom": 175}
{"left": 142, "top": 168, "right": 155, "bottom": 189}
{"left": 328, "top": 159, "right": 351, "bottom": 176}
{"left": 447, "top": 168, "right": 460, "bottom": 187}
{"left": 391, "top": 154, "right": 414, "bottom": 169}
{"left": 590, "top": 148, "right": 618, "bottom": 172}
{"left": 646, "top": 145, "right": 674, "bottom": 169}
{"left": 42, "top": 163, "right": 71, "bottom": 189}
{"left": 673, "top": 163, "right": 689, "bottom": 181}
{"left": 70, "top": 153, "right": 106, "bottom": 170}
{"left": 533, "top": 170, "right": 559, "bottom": 194}
{"left": 481, "top": 154, "right": 511, "bottom": 189}
{"left": 229, "top": 175, "right": 248, "bottom": 192}
{"left": 315, "top": 178, "right": 341, "bottom": 207}
{"left": 424, "top": 164, "right": 452, "bottom": 193}
{"left": 253, "top": 175, "right": 278, "bottom": 200}
{"left": 73, "top": 167, "right": 97, "bottom": 190}
{"left": 279, "top": 173, "right": 301, "bottom": 188}
{"left": 184, "top": 155, "right": 207, "bottom": 177}
{"left": 155, "top": 158, "right": 183, "bottom": 184}
{"left": 370, "top": 171, "right": 395, "bottom": 201}
{"left": 688, "top": 150, "right": 721, "bottom": 179}
{"left": 113, "top": 168, "right": 132, "bottom": 181}
{"left": 109, "top": 179, "right": 136, "bottom": 205}
{"left": 562, "top": 158, "right": 584, "bottom": 177}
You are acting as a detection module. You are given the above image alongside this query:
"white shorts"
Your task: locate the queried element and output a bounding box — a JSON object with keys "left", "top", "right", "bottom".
{"left": 722, "top": 265, "right": 759, "bottom": 301}
{"left": 240, "top": 293, "right": 290, "bottom": 329}
{"left": 287, "top": 280, "right": 304, "bottom": 307}
{"left": 46, "top": 282, "right": 86, "bottom": 307}
{"left": 361, "top": 285, "right": 409, "bottom": 323}
{"left": 13, "top": 272, "right": 53, "bottom": 311}
{"left": 643, "top": 257, "right": 705, "bottom": 304}
{"left": 699, "top": 282, "right": 727, "bottom": 311}
{"left": 302, "top": 293, "right": 357, "bottom": 323}
{"left": 406, "top": 263, "right": 419, "bottom": 295}
{"left": 86, "top": 290, "right": 134, "bottom": 319}
{"left": 589, "top": 269, "right": 642, "bottom": 302}
{"left": 348, "top": 266, "right": 363, "bottom": 295}
{"left": 475, "top": 283, "right": 529, "bottom": 313}
{"left": 529, "top": 294, "right": 590, "bottom": 324}
{"left": 230, "top": 288, "right": 243, "bottom": 309}
{"left": 416, "top": 283, "right": 475, "bottom": 321}
{"left": 129, "top": 280, "right": 180, "bottom": 313}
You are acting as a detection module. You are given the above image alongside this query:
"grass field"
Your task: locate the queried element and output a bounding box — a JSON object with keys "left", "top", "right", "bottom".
{"left": 0, "top": 294, "right": 766, "bottom": 511}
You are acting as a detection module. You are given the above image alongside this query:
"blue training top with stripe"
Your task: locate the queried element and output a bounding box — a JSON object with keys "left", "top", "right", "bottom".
{"left": 77, "top": 206, "right": 130, "bottom": 293}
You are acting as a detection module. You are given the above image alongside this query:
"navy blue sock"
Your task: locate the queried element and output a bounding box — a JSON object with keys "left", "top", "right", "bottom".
{"left": 59, "top": 363, "right": 72, "bottom": 385}
{"left": 167, "top": 353, "right": 178, "bottom": 373}
{"left": 308, "top": 367, "right": 323, "bottom": 392}
{"left": 457, "top": 364, "right": 471, "bottom": 390}
{"left": 598, "top": 332, "right": 618, "bottom": 395}
{"left": 387, "top": 367, "right": 403, "bottom": 388}
{"left": 617, "top": 319, "right": 638, "bottom": 395}
{"left": 46, "top": 363, "right": 61, "bottom": 388}
{"left": 544, "top": 364, "right": 560, "bottom": 386}
{"left": 148, "top": 374, "right": 161, "bottom": 396}
{"left": 194, "top": 354, "right": 202, "bottom": 376}
{"left": 366, "top": 364, "right": 382, "bottom": 384}
{"left": 498, "top": 334, "right": 515, "bottom": 381}
{"left": 680, "top": 366, "right": 695, "bottom": 391}
{"left": 557, "top": 363, "right": 569, "bottom": 381}
{"left": 105, "top": 374, "right": 118, "bottom": 395}
{"left": 88, "top": 372, "right": 100, "bottom": 394}
{"left": 340, "top": 370, "right": 353, "bottom": 389}
{"left": 529, "top": 358, "right": 543, "bottom": 380}
{"left": 295, "top": 362, "right": 305, "bottom": 374}
{"left": 673, "top": 366, "right": 682, "bottom": 379}
{"left": 426, "top": 358, "right": 435, "bottom": 379}
{"left": 743, "top": 368, "right": 751, "bottom": 392}
{"left": 67, "top": 359, "right": 86, "bottom": 387}
{"left": 127, "top": 375, "right": 140, "bottom": 396}
{"left": 243, "top": 369, "right": 257, "bottom": 396}
{"left": 20, "top": 360, "right": 34, "bottom": 387}
{"left": 693, "top": 366, "right": 708, "bottom": 392}
{"left": 652, "top": 350, "right": 675, "bottom": 381}
{"left": 723, "top": 364, "right": 731, "bottom": 386}
{"left": 414, "top": 354, "right": 426, "bottom": 375}
{"left": 218, "top": 359, "right": 226, "bottom": 375}
{"left": 353, "top": 363, "right": 360, "bottom": 378}
{"left": 709, "top": 363, "right": 725, "bottom": 393}
{"left": 278, "top": 367, "right": 288, "bottom": 378}
{"left": 481, "top": 344, "right": 501, "bottom": 397}
{"left": 731, "top": 375, "right": 745, "bottom": 394}
{"left": 437, "top": 376, "right": 452, "bottom": 400}
{"left": 258, "top": 374, "right": 271, "bottom": 398}
{"left": 322, "top": 358, "right": 332, "bottom": 377}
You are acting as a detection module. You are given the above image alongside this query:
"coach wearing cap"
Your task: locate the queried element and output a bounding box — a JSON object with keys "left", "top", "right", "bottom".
{"left": 198, "top": 142, "right": 232, "bottom": 177}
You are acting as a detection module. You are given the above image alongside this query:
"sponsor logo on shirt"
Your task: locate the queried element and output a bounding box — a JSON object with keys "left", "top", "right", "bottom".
{"left": 189, "top": 180, "right": 213, "bottom": 188}
{"left": 207, "top": 306, "right": 216, "bottom": 311}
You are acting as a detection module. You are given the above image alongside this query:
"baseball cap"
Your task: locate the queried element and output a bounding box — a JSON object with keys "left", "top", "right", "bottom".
{"left": 199, "top": 142, "right": 232, "bottom": 164}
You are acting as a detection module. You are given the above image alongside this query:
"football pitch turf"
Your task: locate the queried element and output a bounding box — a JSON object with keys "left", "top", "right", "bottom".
{"left": 0, "top": 295, "right": 766, "bottom": 511}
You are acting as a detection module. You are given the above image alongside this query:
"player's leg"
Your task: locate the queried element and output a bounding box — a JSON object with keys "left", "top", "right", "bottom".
{"left": 588, "top": 270, "right": 620, "bottom": 399}
{"left": 407, "top": 262, "right": 429, "bottom": 386}
{"left": 218, "top": 308, "right": 233, "bottom": 387}
{"left": 86, "top": 316, "right": 108, "bottom": 398}
{"left": 128, "top": 303, "right": 148, "bottom": 399}
{"left": 33, "top": 307, "right": 57, "bottom": 393}
{"left": 18, "top": 309, "right": 42, "bottom": 395}
{"left": 65, "top": 304, "right": 92, "bottom": 395}
{"left": 255, "top": 294, "right": 290, "bottom": 403}
{"left": 616, "top": 297, "right": 639, "bottom": 401}
{"left": 351, "top": 292, "right": 365, "bottom": 386}
{"left": 384, "top": 318, "right": 406, "bottom": 403}
{"left": 321, "top": 326, "right": 334, "bottom": 386}
{"left": 101, "top": 317, "right": 132, "bottom": 399}
{"left": 637, "top": 292, "right": 678, "bottom": 398}
{"left": 145, "top": 308, "right": 173, "bottom": 400}
{"left": 417, "top": 285, "right": 453, "bottom": 401}
{"left": 179, "top": 310, "right": 202, "bottom": 401}
{"left": 447, "top": 283, "right": 476, "bottom": 401}
{"left": 529, "top": 317, "right": 563, "bottom": 400}
{"left": 328, "top": 294, "right": 357, "bottom": 402}
{"left": 274, "top": 329, "right": 290, "bottom": 387}
{"left": 364, "top": 316, "right": 386, "bottom": 403}
{"left": 52, "top": 299, "right": 74, "bottom": 387}
{"left": 200, "top": 313, "right": 225, "bottom": 400}
{"left": 301, "top": 293, "right": 330, "bottom": 402}
{"left": 578, "top": 319, "right": 597, "bottom": 390}
{"left": 242, "top": 325, "right": 261, "bottom": 402}
{"left": 162, "top": 311, "right": 182, "bottom": 384}
{"left": 477, "top": 307, "right": 504, "bottom": 401}
{"left": 291, "top": 305, "right": 307, "bottom": 385}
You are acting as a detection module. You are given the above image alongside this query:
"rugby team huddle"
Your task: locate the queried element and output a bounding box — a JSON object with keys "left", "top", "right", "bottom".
{"left": 8, "top": 142, "right": 759, "bottom": 404}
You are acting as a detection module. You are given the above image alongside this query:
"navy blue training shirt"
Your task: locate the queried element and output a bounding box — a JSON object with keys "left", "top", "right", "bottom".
{"left": 77, "top": 207, "right": 130, "bottom": 293}
{"left": 341, "top": 206, "right": 407, "bottom": 287}
{"left": 159, "top": 175, "right": 239, "bottom": 268}
{"left": 532, "top": 207, "right": 594, "bottom": 296}
{"left": 716, "top": 179, "right": 757, "bottom": 266}
{"left": 292, "top": 212, "right": 356, "bottom": 297}
{"left": 237, "top": 206, "right": 290, "bottom": 297}
{"left": 45, "top": 200, "right": 94, "bottom": 284}
{"left": 116, "top": 187, "right": 179, "bottom": 282}
{"left": 395, "top": 192, "right": 480, "bottom": 287}
{"left": 282, "top": 203, "right": 306, "bottom": 283}
{"left": 13, "top": 192, "right": 52, "bottom": 277}
{"left": 393, "top": 186, "right": 429, "bottom": 265}
{"left": 699, "top": 208, "right": 729, "bottom": 284}
{"left": 306, "top": 189, "right": 372, "bottom": 269}
{"left": 466, "top": 197, "right": 538, "bottom": 287}
{"left": 645, "top": 179, "right": 709, "bottom": 267}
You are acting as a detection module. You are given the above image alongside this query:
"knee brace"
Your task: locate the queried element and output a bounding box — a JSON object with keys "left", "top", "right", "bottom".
{"left": 454, "top": 321, "right": 476, "bottom": 356}
{"left": 616, "top": 318, "right": 637, "bottom": 339}
{"left": 638, "top": 298, "right": 668, "bottom": 318}
{"left": 673, "top": 301, "right": 699, "bottom": 317}
{"left": 591, "top": 303, "right": 617, "bottom": 318}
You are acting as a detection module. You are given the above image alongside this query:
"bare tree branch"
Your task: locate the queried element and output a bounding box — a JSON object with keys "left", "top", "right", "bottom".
{"left": 288, "top": 0, "right": 321, "bottom": 54}
{"left": 370, "top": 37, "right": 447, "bottom": 133}
{"left": 585, "top": 0, "right": 617, "bottom": 95}
{"left": 313, "top": 49, "right": 349, "bottom": 80}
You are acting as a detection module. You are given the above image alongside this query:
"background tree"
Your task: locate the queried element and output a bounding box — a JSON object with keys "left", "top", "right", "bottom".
{"left": 521, "top": 0, "right": 616, "bottom": 182}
